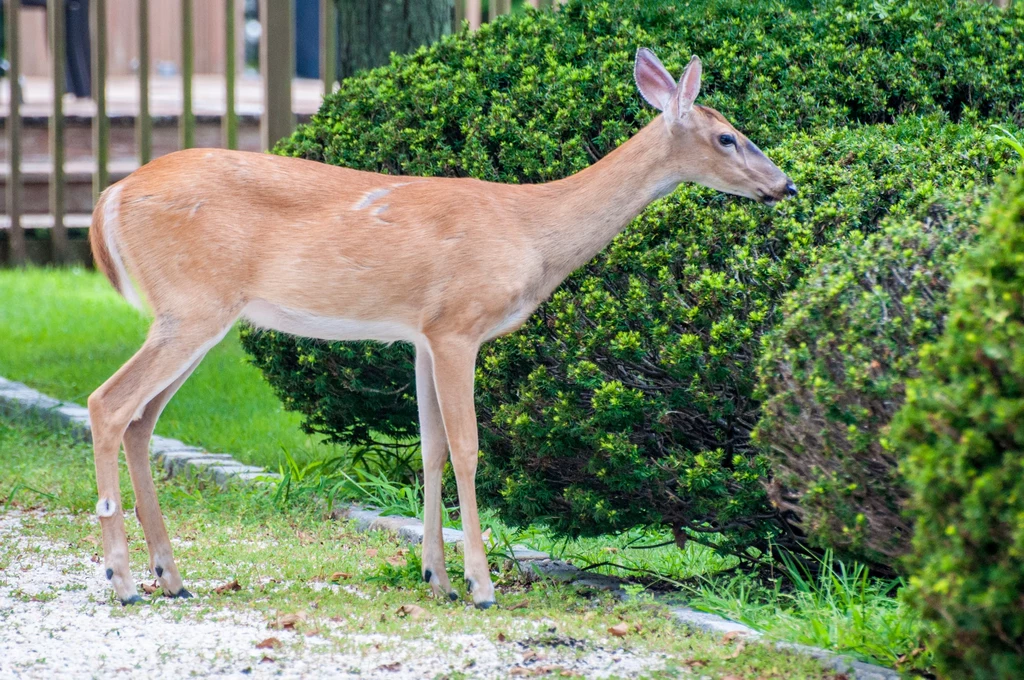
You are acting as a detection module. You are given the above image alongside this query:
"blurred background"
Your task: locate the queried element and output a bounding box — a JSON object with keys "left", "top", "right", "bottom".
{"left": 0, "top": 0, "right": 560, "bottom": 266}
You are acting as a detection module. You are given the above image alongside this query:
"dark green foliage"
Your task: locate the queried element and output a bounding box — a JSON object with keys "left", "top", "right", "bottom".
{"left": 242, "top": 0, "right": 1024, "bottom": 547}
{"left": 281, "top": 0, "right": 1024, "bottom": 184}
{"left": 891, "top": 168, "right": 1024, "bottom": 679}
{"left": 753, "top": 187, "right": 993, "bottom": 569}
{"left": 239, "top": 327, "right": 418, "bottom": 451}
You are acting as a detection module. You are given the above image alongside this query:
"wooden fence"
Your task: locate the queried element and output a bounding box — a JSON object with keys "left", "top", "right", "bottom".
{"left": 2, "top": 0, "right": 563, "bottom": 266}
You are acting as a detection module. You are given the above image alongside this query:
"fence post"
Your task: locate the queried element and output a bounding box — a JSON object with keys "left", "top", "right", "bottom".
{"left": 259, "top": 0, "right": 294, "bottom": 151}
{"left": 92, "top": 0, "right": 109, "bottom": 200}
{"left": 320, "top": 0, "right": 337, "bottom": 96}
{"left": 181, "top": 0, "right": 195, "bottom": 149}
{"left": 48, "top": 0, "right": 68, "bottom": 263}
{"left": 5, "top": 0, "right": 24, "bottom": 266}
{"left": 466, "top": 0, "right": 481, "bottom": 28}
{"left": 224, "top": 0, "right": 238, "bottom": 149}
{"left": 138, "top": 0, "right": 151, "bottom": 164}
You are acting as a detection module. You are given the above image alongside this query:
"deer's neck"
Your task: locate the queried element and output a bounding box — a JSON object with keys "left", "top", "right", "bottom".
{"left": 536, "top": 118, "right": 681, "bottom": 282}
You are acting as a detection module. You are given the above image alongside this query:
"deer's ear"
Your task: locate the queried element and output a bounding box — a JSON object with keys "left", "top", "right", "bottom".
{"left": 672, "top": 56, "right": 702, "bottom": 117}
{"left": 634, "top": 48, "right": 676, "bottom": 112}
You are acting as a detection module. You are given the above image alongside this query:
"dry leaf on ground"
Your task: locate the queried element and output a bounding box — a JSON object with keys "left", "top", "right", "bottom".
{"left": 725, "top": 641, "right": 747, "bottom": 659}
{"left": 365, "top": 548, "right": 379, "bottom": 557}
{"left": 385, "top": 555, "right": 407, "bottom": 567}
{"left": 271, "top": 612, "right": 307, "bottom": 629}
{"left": 329, "top": 571, "right": 352, "bottom": 582}
{"left": 537, "top": 665, "right": 566, "bottom": 674}
{"left": 255, "top": 638, "right": 281, "bottom": 650}
{"left": 140, "top": 581, "right": 159, "bottom": 594}
{"left": 396, "top": 604, "right": 428, "bottom": 619}
{"left": 214, "top": 579, "right": 241, "bottom": 594}
{"left": 376, "top": 662, "right": 402, "bottom": 672}
{"left": 608, "top": 622, "right": 629, "bottom": 637}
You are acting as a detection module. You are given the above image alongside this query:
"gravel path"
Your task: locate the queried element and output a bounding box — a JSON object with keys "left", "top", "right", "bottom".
{"left": 0, "top": 510, "right": 665, "bottom": 679}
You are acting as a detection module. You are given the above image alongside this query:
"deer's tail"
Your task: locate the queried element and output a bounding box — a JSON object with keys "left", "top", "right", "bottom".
{"left": 90, "top": 184, "right": 143, "bottom": 310}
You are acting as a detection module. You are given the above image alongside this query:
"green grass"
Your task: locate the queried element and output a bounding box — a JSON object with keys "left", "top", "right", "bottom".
{"left": 0, "top": 415, "right": 841, "bottom": 679}
{"left": 677, "top": 552, "right": 928, "bottom": 671}
{"left": 0, "top": 267, "right": 337, "bottom": 469}
{"left": 271, "top": 446, "right": 929, "bottom": 671}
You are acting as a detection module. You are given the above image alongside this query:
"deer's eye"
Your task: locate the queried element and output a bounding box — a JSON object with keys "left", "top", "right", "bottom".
{"left": 719, "top": 134, "right": 736, "bottom": 147}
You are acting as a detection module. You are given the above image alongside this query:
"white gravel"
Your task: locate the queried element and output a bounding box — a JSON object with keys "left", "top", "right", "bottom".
{"left": 0, "top": 510, "right": 667, "bottom": 679}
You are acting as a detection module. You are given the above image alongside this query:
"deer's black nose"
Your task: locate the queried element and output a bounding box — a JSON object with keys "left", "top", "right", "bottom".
{"left": 785, "top": 180, "right": 798, "bottom": 197}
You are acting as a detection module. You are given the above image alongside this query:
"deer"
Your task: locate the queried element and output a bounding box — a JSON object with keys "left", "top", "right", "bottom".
{"left": 86, "top": 48, "right": 795, "bottom": 609}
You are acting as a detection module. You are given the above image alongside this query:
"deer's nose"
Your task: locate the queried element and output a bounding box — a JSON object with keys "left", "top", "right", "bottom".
{"left": 785, "top": 180, "right": 798, "bottom": 197}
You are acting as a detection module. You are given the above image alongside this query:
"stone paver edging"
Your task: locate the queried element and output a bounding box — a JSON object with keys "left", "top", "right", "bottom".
{"left": 0, "top": 375, "right": 899, "bottom": 680}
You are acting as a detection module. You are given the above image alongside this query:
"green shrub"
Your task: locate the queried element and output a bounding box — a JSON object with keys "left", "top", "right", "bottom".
{"left": 242, "top": 0, "right": 1024, "bottom": 548}
{"left": 471, "top": 119, "right": 1015, "bottom": 551}
{"left": 890, "top": 167, "right": 1024, "bottom": 678}
{"left": 279, "top": 0, "right": 1024, "bottom": 182}
{"left": 753, "top": 187, "right": 993, "bottom": 570}
{"left": 238, "top": 329, "right": 420, "bottom": 468}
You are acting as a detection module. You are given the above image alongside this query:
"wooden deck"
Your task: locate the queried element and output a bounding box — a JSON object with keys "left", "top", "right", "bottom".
{"left": 1, "top": 74, "right": 326, "bottom": 119}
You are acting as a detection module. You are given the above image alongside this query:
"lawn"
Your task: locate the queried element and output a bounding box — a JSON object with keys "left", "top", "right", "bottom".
{"left": 0, "top": 267, "right": 338, "bottom": 470}
{"left": 0, "top": 415, "right": 841, "bottom": 679}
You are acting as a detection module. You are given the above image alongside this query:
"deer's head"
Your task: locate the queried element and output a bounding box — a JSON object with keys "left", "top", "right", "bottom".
{"left": 634, "top": 48, "right": 796, "bottom": 205}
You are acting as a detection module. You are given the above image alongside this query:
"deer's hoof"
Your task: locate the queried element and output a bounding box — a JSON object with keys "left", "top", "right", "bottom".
{"left": 120, "top": 595, "right": 143, "bottom": 606}
{"left": 465, "top": 577, "right": 496, "bottom": 608}
{"left": 167, "top": 588, "right": 193, "bottom": 599}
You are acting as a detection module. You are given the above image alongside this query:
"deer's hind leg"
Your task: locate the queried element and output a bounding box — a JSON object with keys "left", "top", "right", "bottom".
{"left": 121, "top": 354, "right": 206, "bottom": 599}
{"left": 416, "top": 345, "right": 457, "bottom": 601}
{"left": 88, "top": 313, "right": 234, "bottom": 604}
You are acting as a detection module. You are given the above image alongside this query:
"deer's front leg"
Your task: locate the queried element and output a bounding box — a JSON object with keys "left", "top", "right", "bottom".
{"left": 428, "top": 337, "right": 495, "bottom": 608}
{"left": 415, "top": 346, "right": 457, "bottom": 601}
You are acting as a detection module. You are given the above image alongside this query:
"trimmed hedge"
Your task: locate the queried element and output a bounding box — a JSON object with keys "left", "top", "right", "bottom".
{"left": 471, "top": 119, "right": 1014, "bottom": 549}
{"left": 891, "top": 167, "right": 1024, "bottom": 678}
{"left": 277, "top": 0, "right": 1024, "bottom": 183}
{"left": 240, "top": 331, "right": 418, "bottom": 451}
{"left": 242, "top": 0, "right": 1024, "bottom": 548}
{"left": 753, "top": 187, "right": 993, "bottom": 569}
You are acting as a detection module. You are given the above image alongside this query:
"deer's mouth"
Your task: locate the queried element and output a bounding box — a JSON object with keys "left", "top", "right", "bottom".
{"left": 757, "top": 180, "right": 797, "bottom": 206}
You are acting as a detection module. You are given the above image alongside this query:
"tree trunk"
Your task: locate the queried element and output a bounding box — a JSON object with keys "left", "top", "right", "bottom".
{"left": 336, "top": 0, "right": 453, "bottom": 80}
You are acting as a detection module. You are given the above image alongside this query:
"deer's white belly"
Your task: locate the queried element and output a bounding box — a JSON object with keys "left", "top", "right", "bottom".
{"left": 243, "top": 299, "right": 419, "bottom": 344}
